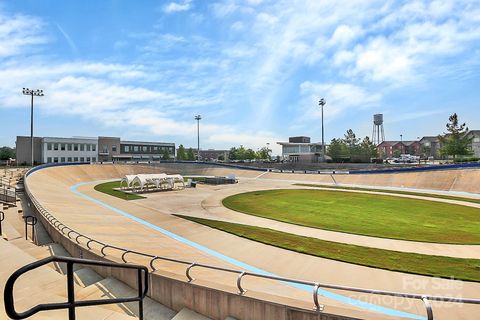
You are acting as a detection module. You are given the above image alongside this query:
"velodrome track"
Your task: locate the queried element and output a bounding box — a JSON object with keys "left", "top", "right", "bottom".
{"left": 26, "top": 163, "right": 480, "bottom": 319}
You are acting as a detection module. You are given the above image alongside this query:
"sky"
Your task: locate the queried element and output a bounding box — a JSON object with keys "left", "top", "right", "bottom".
{"left": 0, "top": 0, "right": 479, "bottom": 155}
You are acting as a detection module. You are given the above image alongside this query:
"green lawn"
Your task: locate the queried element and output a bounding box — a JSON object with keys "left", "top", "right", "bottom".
{"left": 294, "top": 183, "right": 480, "bottom": 205}
{"left": 222, "top": 189, "right": 480, "bottom": 244}
{"left": 176, "top": 215, "right": 480, "bottom": 282}
{"left": 94, "top": 180, "right": 145, "bottom": 200}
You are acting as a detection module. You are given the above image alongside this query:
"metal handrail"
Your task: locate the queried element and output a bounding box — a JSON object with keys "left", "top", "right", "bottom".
{"left": 22, "top": 166, "right": 480, "bottom": 319}
{"left": 24, "top": 216, "right": 37, "bottom": 242}
{"left": 0, "top": 210, "right": 4, "bottom": 235}
{"left": 3, "top": 256, "right": 148, "bottom": 320}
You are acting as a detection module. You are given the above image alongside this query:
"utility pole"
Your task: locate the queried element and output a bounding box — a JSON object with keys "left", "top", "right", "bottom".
{"left": 23, "top": 88, "right": 44, "bottom": 166}
{"left": 318, "top": 98, "right": 326, "bottom": 161}
{"left": 195, "top": 115, "right": 202, "bottom": 161}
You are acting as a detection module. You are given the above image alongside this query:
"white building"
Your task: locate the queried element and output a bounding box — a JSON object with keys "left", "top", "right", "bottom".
{"left": 42, "top": 137, "right": 98, "bottom": 164}
{"left": 277, "top": 136, "right": 324, "bottom": 163}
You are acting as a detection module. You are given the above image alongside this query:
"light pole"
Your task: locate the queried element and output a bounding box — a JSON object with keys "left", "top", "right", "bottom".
{"left": 23, "top": 88, "right": 44, "bottom": 166}
{"left": 195, "top": 115, "right": 201, "bottom": 161}
{"left": 266, "top": 142, "right": 270, "bottom": 161}
{"left": 400, "top": 134, "right": 403, "bottom": 155}
{"left": 318, "top": 98, "right": 326, "bottom": 161}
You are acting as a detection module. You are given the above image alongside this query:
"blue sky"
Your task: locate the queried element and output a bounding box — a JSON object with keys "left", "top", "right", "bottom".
{"left": 1, "top": 0, "right": 479, "bottom": 154}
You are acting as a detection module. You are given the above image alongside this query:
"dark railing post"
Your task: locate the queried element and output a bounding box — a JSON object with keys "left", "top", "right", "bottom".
{"left": 0, "top": 211, "right": 4, "bottom": 236}
{"left": 137, "top": 269, "right": 144, "bottom": 320}
{"left": 24, "top": 216, "right": 37, "bottom": 242}
{"left": 67, "top": 262, "right": 76, "bottom": 320}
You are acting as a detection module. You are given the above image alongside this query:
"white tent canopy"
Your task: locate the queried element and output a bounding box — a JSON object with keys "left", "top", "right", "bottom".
{"left": 120, "top": 173, "right": 184, "bottom": 192}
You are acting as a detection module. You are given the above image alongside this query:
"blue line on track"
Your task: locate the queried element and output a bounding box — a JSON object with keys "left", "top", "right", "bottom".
{"left": 71, "top": 181, "right": 424, "bottom": 320}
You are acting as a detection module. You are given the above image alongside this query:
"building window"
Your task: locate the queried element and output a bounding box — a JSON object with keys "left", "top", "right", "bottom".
{"left": 47, "top": 157, "right": 52, "bottom": 163}
{"left": 54, "top": 157, "right": 58, "bottom": 163}
{"left": 86, "top": 144, "right": 91, "bottom": 151}
{"left": 102, "top": 146, "right": 108, "bottom": 153}
{"left": 74, "top": 157, "right": 78, "bottom": 162}
{"left": 92, "top": 157, "right": 96, "bottom": 162}
{"left": 47, "top": 143, "right": 52, "bottom": 151}
{"left": 112, "top": 145, "right": 117, "bottom": 152}
{"left": 67, "top": 157, "right": 72, "bottom": 162}
{"left": 92, "top": 144, "right": 96, "bottom": 151}
{"left": 54, "top": 143, "right": 58, "bottom": 151}
{"left": 153, "top": 146, "right": 158, "bottom": 152}
{"left": 61, "top": 157, "right": 65, "bottom": 162}
{"left": 125, "top": 146, "right": 130, "bottom": 152}
{"left": 80, "top": 157, "right": 84, "bottom": 162}
{"left": 87, "top": 157, "right": 91, "bottom": 162}
{"left": 74, "top": 144, "right": 78, "bottom": 151}
{"left": 80, "top": 144, "right": 84, "bottom": 151}
{"left": 61, "top": 144, "right": 65, "bottom": 151}
{"left": 68, "top": 144, "right": 72, "bottom": 151}
{"left": 142, "top": 146, "right": 147, "bottom": 152}
{"left": 134, "top": 146, "right": 139, "bottom": 152}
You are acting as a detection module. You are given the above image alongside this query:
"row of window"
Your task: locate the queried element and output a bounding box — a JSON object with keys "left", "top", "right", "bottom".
{"left": 122, "top": 145, "right": 173, "bottom": 154}
{"left": 46, "top": 143, "right": 97, "bottom": 152}
{"left": 46, "top": 157, "right": 97, "bottom": 163}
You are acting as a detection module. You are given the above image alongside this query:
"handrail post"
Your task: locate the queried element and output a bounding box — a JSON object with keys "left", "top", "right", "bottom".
{"left": 122, "top": 250, "right": 131, "bottom": 263}
{"left": 313, "top": 283, "right": 324, "bottom": 312}
{"left": 24, "top": 216, "right": 37, "bottom": 242}
{"left": 67, "top": 261, "right": 76, "bottom": 320}
{"left": 0, "top": 210, "right": 4, "bottom": 236}
{"left": 186, "top": 262, "right": 196, "bottom": 282}
{"left": 422, "top": 296, "right": 434, "bottom": 320}
{"left": 149, "top": 256, "right": 159, "bottom": 271}
{"left": 236, "top": 272, "right": 247, "bottom": 295}
{"left": 138, "top": 269, "right": 144, "bottom": 320}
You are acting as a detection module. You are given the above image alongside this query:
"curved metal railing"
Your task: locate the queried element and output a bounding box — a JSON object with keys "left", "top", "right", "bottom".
{"left": 23, "top": 164, "right": 480, "bottom": 319}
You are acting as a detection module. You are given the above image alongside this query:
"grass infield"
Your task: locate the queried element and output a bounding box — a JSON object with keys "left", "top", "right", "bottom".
{"left": 294, "top": 183, "right": 480, "bottom": 205}
{"left": 94, "top": 180, "right": 145, "bottom": 200}
{"left": 176, "top": 215, "right": 480, "bottom": 282}
{"left": 222, "top": 189, "right": 480, "bottom": 244}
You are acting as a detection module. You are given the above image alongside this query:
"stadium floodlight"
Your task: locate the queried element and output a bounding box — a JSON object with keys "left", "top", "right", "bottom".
{"left": 23, "top": 88, "right": 44, "bottom": 166}
{"left": 318, "top": 98, "right": 326, "bottom": 161}
{"left": 195, "top": 115, "right": 202, "bottom": 161}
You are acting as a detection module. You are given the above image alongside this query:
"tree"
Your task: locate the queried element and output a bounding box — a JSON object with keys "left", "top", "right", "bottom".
{"left": 186, "top": 148, "right": 195, "bottom": 161}
{"left": 438, "top": 113, "right": 473, "bottom": 159}
{"left": 0, "top": 147, "right": 15, "bottom": 160}
{"left": 359, "top": 136, "right": 378, "bottom": 161}
{"left": 161, "top": 149, "right": 171, "bottom": 160}
{"left": 256, "top": 147, "right": 271, "bottom": 160}
{"left": 177, "top": 144, "right": 186, "bottom": 160}
{"left": 327, "top": 138, "right": 349, "bottom": 162}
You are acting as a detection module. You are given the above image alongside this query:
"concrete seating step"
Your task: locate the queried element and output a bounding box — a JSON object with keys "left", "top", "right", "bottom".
{"left": 76, "top": 277, "right": 176, "bottom": 320}
{"left": 73, "top": 267, "right": 104, "bottom": 287}
{"left": 172, "top": 308, "right": 212, "bottom": 320}
{"left": 1, "top": 220, "right": 22, "bottom": 240}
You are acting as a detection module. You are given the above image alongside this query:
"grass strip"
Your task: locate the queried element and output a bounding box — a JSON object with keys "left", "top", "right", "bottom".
{"left": 222, "top": 189, "right": 480, "bottom": 244}
{"left": 293, "top": 183, "right": 480, "bottom": 205}
{"left": 176, "top": 215, "right": 480, "bottom": 282}
{"left": 94, "top": 180, "right": 145, "bottom": 200}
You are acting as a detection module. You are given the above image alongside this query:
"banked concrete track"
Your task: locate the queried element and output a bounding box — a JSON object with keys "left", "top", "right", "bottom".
{"left": 24, "top": 163, "right": 480, "bottom": 320}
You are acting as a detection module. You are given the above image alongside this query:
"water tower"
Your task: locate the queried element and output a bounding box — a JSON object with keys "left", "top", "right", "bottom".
{"left": 372, "top": 114, "right": 385, "bottom": 146}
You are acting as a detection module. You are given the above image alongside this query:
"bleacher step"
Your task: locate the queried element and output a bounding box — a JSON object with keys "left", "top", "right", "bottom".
{"left": 76, "top": 277, "right": 176, "bottom": 320}
{"left": 172, "top": 308, "right": 212, "bottom": 320}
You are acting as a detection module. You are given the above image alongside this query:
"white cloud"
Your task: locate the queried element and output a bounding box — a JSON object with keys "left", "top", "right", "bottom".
{"left": 162, "top": 0, "right": 192, "bottom": 13}
{"left": 0, "top": 13, "right": 48, "bottom": 57}
{"left": 299, "top": 81, "right": 382, "bottom": 120}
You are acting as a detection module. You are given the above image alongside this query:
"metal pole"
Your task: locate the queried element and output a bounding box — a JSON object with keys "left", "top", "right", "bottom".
{"left": 197, "top": 119, "right": 199, "bottom": 161}
{"left": 319, "top": 99, "right": 326, "bottom": 162}
{"left": 195, "top": 115, "right": 201, "bottom": 161}
{"left": 30, "top": 93, "right": 34, "bottom": 167}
